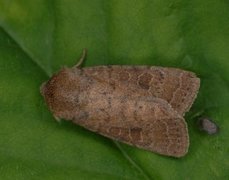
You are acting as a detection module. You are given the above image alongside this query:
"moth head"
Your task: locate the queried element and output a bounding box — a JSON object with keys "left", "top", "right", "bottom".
{"left": 40, "top": 68, "right": 82, "bottom": 120}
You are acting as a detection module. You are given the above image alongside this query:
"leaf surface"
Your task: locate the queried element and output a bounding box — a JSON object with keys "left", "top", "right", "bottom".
{"left": 0, "top": 0, "right": 228, "bottom": 179}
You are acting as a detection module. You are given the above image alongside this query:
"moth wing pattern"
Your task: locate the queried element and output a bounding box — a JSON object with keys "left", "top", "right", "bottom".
{"left": 72, "top": 95, "right": 189, "bottom": 157}
{"left": 83, "top": 66, "right": 200, "bottom": 115}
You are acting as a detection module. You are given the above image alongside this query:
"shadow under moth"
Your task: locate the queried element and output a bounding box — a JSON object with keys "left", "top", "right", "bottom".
{"left": 40, "top": 49, "right": 200, "bottom": 158}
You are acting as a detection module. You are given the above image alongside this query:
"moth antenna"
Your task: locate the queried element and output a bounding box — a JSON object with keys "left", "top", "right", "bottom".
{"left": 74, "top": 48, "right": 87, "bottom": 68}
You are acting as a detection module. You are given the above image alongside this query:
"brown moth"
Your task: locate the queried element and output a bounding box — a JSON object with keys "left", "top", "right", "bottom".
{"left": 40, "top": 49, "right": 200, "bottom": 157}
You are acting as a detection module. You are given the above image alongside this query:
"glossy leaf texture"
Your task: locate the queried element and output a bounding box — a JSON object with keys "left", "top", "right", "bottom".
{"left": 0, "top": 0, "right": 228, "bottom": 179}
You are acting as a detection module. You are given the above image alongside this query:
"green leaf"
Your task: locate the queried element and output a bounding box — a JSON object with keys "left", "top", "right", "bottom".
{"left": 0, "top": 0, "right": 228, "bottom": 179}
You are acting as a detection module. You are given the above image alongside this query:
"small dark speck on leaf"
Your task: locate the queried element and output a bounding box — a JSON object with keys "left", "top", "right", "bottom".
{"left": 198, "top": 117, "right": 219, "bottom": 135}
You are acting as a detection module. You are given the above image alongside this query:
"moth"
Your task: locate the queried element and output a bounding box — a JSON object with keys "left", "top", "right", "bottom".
{"left": 40, "top": 49, "right": 200, "bottom": 157}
